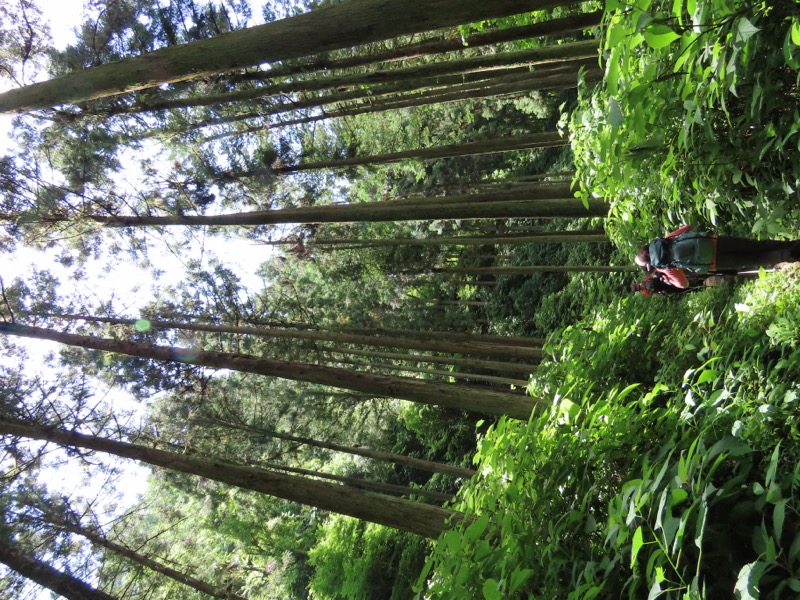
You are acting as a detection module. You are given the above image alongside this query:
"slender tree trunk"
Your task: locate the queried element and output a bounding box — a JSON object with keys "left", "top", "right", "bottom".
{"left": 210, "top": 419, "right": 476, "bottom": 478}
{"left": 236, "top": 10, "right": 603, "bottom": 82}
{"left": 44, "top": 521, "right": 243, "bottom": 600}
{"left": 0, "top": 323, "right": 541, "bottom": 419}
{"left": 338, "top": 358, "right": 530, "bottom": 387}
{"left": 309, "top": 59, "right": 596, "bottom": 113}
{"left": 295, "top": 324, "right": 546, "bottom": 348}
{"left": 422, "top": 265, "right": 639, "bottom": 275}
{"left": 108, "top": 40, "right": 596, "bottom": 117}
{"left": 0, "top": 539, "right": 117, "bottom": 600}
{"left": 157, "top": 63, "right": 574, "bottom": 139}
{"left": 0, "top": 416, "right": 463, "bottom": 538}
{"left": 274, "top": 131, "right": 567, "bottom": 173}
{"left": 206, "top": 318, "right": 545, "bottom": 347}
{"left": 52, "top": 315, "right": 544, "bottom": 361}
{"left": 424, "top": 300, "right": 487, "bottom": 308}
{"left": 324, "top": 345, "right": 539, "bottom": 374}
{"left": 203, "top": 63, "right": 599, "bottom": 138}
{"left": 0, "top": 0, "right": 571, "bottom": 113}
{"left": 258, "top": 462, "right": 455, "bottom": 502}
{"left": 32, "top": 196, "right": 607, "bottom": 227}
{"left": 406, "top": 278, "right": 498, "bottom": 287}
{"left": 281, "top": 231, "right": 609, "bottom": 247}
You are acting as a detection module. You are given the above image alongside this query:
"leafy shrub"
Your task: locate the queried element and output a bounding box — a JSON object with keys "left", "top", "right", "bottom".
{"left": 417, "top": 270, "right": 800, "bottom": 598}
{"left": 571, "top": 0, "right": 800, "bottom": 248}
{"left": 309, "top": 516, "right": 428, "bottom": 600}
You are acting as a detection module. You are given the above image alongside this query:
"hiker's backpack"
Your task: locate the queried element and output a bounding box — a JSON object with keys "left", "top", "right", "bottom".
{"left": 649, "top": 233, "right": 712, "bottom": 273}
{"left": 648, "top": 237, "right": 673, "bottom": 269}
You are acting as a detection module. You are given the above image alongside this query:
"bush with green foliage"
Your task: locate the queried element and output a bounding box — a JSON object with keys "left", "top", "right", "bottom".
{"left": 571, "top": 0, "right": 800, "bottom": 248}
{"left": 417, "top": 269, "right": 800, "bottom": 598}
{"left": 309, "top": 516, "right": 428, "bottom": 600}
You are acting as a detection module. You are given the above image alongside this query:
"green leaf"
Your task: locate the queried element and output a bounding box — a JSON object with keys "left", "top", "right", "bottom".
{"left": 695, "top": 369, "right": 718, "bottom": 384}
{"left": 773, "top": 500, "right": 786, "bottom": 541}
{"left": 636, "top": 11, "right": 654, "bottom": 31}
{"left": 735, "top": 18, "right": 760, "bottom": 43}
{"left": 631, "top": 526, "right": 645, "bottom": 567}
{"left": 509, "top": 568, "right": 533, "bottom": 592}
{"left": 735, "top": 561, "right": 766, "bottom": 600}
{"left": 644, "top": 24, "right": 680, "bottom": 49}
{"left": 482, "top": 578, "right": 501, "bottom": 600}
{"left": 790, "top": 532, "right": 800, "bottom": 561}
{"left": 607, "top": 53, "right": 620, "bottom": 96}
{"left": 609, "top": 98, "right": 624, "bottom": 129}
{"left": 765, "top": 443, "right": 780, "bottom": 487}
{"left": 670, "top": 488, "right": 689, "bottom": 506}
{"left": 607, "top": 24, "right": 627, "bottom": 49}
{"left": 414, "top": 557, "right": 434, "bottom": 591}
{"left": 766, "top": 483, "right": 782, "bottom": 504}
{"left": 707, "top": 436, "right": 753, "bottom": 460}
{"left": 464, "top": 513, "right": 490, "bottom": 543}
{"left": 445, "top": 530, "right": 461, "bottom": 554}
{"left": 792, "top": 21, "right": 800, "bottom": 46}
{"left": 662, "top": 516, "right": 680, "bottom": 547}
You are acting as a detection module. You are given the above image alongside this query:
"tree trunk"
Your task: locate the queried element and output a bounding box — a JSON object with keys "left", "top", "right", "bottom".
{"left": 0, "top": 323, "right": 541, "bottom": 419}
{"left": 257, "top": 462, "right": 455, "bottom": 502}
{"left": 0, "top": 538, "right": 118, "bottom": 600}
{"left": 0, "top": 417, "right": 462, "bottom": 538}
{"left": 52, "top": 315, "right": 544, "bottom": 361}
{"left": 323, "top": 345, "right": 539, "bottom": 374}
{"left": 336, "top": 358, "right": 530, "bottom": 387}
{"left": 120, "top": 40, "right": 597, "bottom": 116}
{"left": 235, "top": 10, "right": 603, "bottom": 82}
{"left": 274, "top": 131, "right": 567, "bottom": 173}
{"left": 262, "top": 322, "right": 546, "bottom": 348}
{"left": 204, "top": 62, "right": 599, "bottom": 138}
{"left": 284, "top": 231, "right": 609, "bottom": 247}
{"left": 32, "top": 195, "right": 607, "bottom": 227}
{"left": 209, "top": 419, "right": 476, "bottom": 478}
{"left": 0, "top": 0, "right": 572, "bottom": 113}
{"left": 200, "top": 317, "right": 545, "bottom": 347}
{"left": 46, "top": 521, "right": 244, "bottom": 600}
{"left": 109, "top": 39, "right": 596, "bottom": 117}
{"left": 422, "top": 265, "right": 639, "bottom": 275}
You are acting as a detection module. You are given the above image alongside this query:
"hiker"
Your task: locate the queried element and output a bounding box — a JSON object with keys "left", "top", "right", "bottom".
{"left": 634, "top": 225, "right": 800, "bottom": 288}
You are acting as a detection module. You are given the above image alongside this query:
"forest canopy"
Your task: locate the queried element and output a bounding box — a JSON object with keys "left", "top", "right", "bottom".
{"left": 0, "top": 0, "right": 798, "bottom": 599}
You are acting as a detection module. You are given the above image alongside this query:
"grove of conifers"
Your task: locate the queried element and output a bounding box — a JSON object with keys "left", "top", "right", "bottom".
{"left": 0, "top": 0, "right": 798, "bottom": 598}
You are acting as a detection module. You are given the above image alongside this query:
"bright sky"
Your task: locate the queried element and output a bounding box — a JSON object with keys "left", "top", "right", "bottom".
{"left": 0, "top": 0, "right": 275, "bottom": 565}
{"left": 2, "top": 0, "right": 269, "bottom": 308}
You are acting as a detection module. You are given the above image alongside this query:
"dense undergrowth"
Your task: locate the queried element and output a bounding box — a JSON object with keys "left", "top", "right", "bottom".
{"left": 419, "top": 269, "right": 800, "bottom": 598}
{"left": 571, "top": 0, "right": 800, "bottom": 247}
{"left": 281, "top": 1, "right": 800, "bottom": 596}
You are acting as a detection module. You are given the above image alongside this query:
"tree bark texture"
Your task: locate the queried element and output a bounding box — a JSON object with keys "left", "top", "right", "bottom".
{"left": 51, "top": 522, "right": 244, "bottom": 600}
{"left": 323, "top": 345, "right": 539, "bottom": 374}
{"left": 274, "top": 131, "right": 568, "bottom": 173}
{"left": 280, "top": 231, "right": 609, "bottom": 247}
{"left": 215, "top": 420, "right": 476, "bottom": 478}
{"left": 0, "top": 323, "right": 542, "bottom": 419}
{"left": 119, "top": 40, "right": 597, "bottom": 114}
{"left": 62, "top": 197, "right": 608, "bottom": 228}
{"left": 0, "top": 539, "right": 118, "bottom": 600}
{"left": 54, "top": 315, "right": 544, "bottom": 360}
{"left": 0, "top": 0, "right": 571, "bottom": 113}
{"left": 0, "top": 417, "right": 462, "bottom": 538}
{"left": 236, "top": 10, "right": 603, "bottom": 81}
